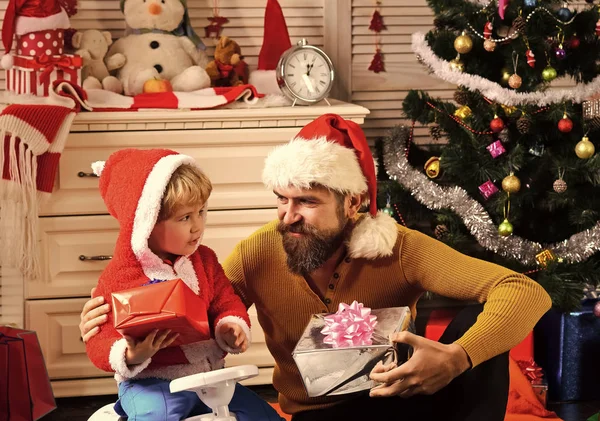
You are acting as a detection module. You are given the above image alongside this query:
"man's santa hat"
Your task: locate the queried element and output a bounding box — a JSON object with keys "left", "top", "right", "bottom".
{"left": 262, "top": 114, "right": 398, "bottom": 259}
{"left": 1, "top": 0, "right": 70, "bottom": 69}
{"left": 248, "top": 0, "right": 291, "bottom": 95}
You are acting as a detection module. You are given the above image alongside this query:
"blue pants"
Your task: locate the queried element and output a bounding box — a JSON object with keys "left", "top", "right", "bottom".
{"left": 115, "top": 378, "right": 282, "bottom": 421}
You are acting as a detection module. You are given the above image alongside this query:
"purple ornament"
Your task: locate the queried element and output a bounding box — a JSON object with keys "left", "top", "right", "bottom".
{"left": 479, "top": 180, "right": 499, "bottom": 200}
{"left": 487, "top": 140, "right": 506, "bottom": 158}
{"left": 555, "top": 48, "right": 566, "bottom": 60}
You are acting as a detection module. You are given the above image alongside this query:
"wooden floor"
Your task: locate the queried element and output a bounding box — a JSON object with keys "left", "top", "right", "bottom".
{"left": 41, "top": 387, "right": 600, "bottom": 421}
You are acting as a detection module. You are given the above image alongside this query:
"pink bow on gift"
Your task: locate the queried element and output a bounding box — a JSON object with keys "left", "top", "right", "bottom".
{"left": 321, "top": 301, "right": 378, "bottom": 348}
{"left": 36, "top": 54, "right": 82, "bottom": 86}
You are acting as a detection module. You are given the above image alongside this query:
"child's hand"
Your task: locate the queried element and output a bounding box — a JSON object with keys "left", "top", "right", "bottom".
{"left": 218, "top": 322, "right": 248, "bottom": 353}
{"left": 124, "top": 329, "right": 179, "bottom": 366}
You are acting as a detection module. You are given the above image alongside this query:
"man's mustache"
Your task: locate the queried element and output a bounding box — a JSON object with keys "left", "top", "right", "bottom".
{"left": 277, "top": 221, "right": 317, "bottom": 235}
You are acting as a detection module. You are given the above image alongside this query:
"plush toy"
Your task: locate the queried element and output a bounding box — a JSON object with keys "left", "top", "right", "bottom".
{"left": 72, "top": 30, "right": 125, "bottom": 93}
{"left": 205, "top": 36, "right": 248, "bottom": 87}
{"left": 105, "top": 0, "right": 211, "bottom": 96}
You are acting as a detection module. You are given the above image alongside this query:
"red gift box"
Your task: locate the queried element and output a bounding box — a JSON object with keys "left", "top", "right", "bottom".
{"left": 0, "top": 326, "right": 57, "bottom": 420}
{"left": 16, "top": 29, "right": 65, "bottom": 57}
{"left": 5, "top": 54, "right": 82, "bottom": 96}
{"left": 112, "top": 278, "right": 211, "bottom": 347}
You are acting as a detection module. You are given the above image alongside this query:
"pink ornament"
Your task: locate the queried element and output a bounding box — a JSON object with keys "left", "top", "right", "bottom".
{"left": 526, "top": 49, "right": 536, "bottom": 68}
{"left": 321, "top": 301, "right": 378, "bottom": 348}
{"left": 487, "top": 140, "right": 506, "bottom": 158}
{"left": 479, "top": 180, "right": 499, "bottom": 200}
{"left": 596, "top": 20, "right": 600, "bottom": 37}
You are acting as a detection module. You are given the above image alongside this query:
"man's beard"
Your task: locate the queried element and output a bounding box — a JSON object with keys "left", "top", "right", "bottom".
{"left": 277, "top": 219, "right": 348, "bottom": 276}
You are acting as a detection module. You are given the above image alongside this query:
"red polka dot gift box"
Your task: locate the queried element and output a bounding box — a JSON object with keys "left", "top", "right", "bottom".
{"left": 5, "top": 53, "right": 82, "bottom": 96}
{"left": 16, "top": 29, "right": 64, "bottom": 57}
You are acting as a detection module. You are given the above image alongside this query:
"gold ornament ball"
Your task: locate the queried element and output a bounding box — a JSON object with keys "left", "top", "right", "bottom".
{"left": 454, "top": 105, "right": 472, "bottom": 120}
{"left": 501, "top": 68, "right": 511, "bottom": 85}
{"left": 424, "top": 156, "right": 441, "bottom": 178}
{"left": 449, "top": 57, "right": 465, "bottom": 72}
{"left": 498, "top": 219, "right": 514, "bottom": 237}
{"left": 575, "top": 136, "right": 596, "bottom": 159}
{"left": 542, "top": 66, "right": 557, "bottom": 82}
{"left": 454, "top": 34, "right": 473, "bottom": 54}
{"left": 508, "top": 74, "right": 522, "bottom": 89}
{"left": 553, "top": 179, "right": 567, "bottom": 193}
{"left": 483, "top": 39, "right": 497, "bottom": 52}
{"left": 502, "top": 174, "right": 521, "bottom": 193}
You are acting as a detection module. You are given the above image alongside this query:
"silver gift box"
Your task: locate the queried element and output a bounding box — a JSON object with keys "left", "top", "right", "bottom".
{"left": 292, "top": 306, "right": 413, "bottom": 397}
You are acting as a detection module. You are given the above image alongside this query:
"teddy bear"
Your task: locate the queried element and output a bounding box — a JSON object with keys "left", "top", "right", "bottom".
{"left": 205, "top": 36, "right": 248, "bottom": 87}
{"left": 105, "top": 0, "right": 210, "bottom": 96}
{"left": 72, "top": 30, "right": 125, "bottom": 93}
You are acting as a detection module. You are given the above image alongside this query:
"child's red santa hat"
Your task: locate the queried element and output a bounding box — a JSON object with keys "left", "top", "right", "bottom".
{"left": 248, "top": 0, "right": 291, "bottom": 95}
{"left": 92, "top": 149, "right": 205, "bottom": 291}
{"left": 262, "top": 114, "right": 398, "bottom": 259}
{"left": 1, "top": 0, "right": 70, "bottom": 69}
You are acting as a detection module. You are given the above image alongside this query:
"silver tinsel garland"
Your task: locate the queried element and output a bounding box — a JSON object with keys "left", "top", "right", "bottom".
{"left": 383, "top": 126, "right": 600, "bottom": 266}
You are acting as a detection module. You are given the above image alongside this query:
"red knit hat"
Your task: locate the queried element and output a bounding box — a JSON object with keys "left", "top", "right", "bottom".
{"left": 92, "top": 149, "right": 205, "bottom": 282}
{"left": 1, "top": 0, "right": 70, "bottom": 68}
{"left": 249, "top": 0, "right": 291, "bottom": 94}
{"left": 262, "top": 114, "right": 398, "bottom": 259}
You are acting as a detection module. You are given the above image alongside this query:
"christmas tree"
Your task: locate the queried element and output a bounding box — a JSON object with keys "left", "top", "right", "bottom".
{"left": 379, "top": 0, "right": 600, "bottom": 311}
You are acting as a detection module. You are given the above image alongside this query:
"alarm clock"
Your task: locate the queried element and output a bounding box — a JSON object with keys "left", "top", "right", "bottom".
{"left": 276, "top": 39, "right": 335, "bottom": 105}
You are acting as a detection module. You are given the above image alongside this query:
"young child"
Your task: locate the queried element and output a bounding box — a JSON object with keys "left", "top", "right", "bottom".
{"left": 85, "top": 149, "right": 281, "bottom": 421}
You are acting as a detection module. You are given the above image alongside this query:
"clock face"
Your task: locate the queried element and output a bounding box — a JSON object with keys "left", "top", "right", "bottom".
{"left": 283, "top": 48, "right": 333, "bottom": 101}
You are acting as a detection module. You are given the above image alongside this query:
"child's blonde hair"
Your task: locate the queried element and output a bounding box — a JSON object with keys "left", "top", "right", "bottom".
{"left": 159, "top": 164, "right": 212, "bottom": 221}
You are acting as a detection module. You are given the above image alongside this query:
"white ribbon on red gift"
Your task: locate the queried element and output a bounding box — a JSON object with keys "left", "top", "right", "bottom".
{"left": 321, "top": 301, "right": 378, "bottom": 348}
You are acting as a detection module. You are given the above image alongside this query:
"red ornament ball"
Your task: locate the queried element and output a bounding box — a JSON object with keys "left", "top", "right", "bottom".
{"left": 594, "top": 301, "right": 600, "bottom": 318}
{"left": 490, "top": 117, "right": 505, "bottom": 133}
{"left": 569, "top": 36, "right": 580, "bottom": 49}
{"left": 558, "top": 117, "right": 574, "bottom": 133}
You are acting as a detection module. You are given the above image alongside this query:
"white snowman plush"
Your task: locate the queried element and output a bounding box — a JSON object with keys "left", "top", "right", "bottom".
{"left": 107, "top": 0, "right": 210, "bottom": 96}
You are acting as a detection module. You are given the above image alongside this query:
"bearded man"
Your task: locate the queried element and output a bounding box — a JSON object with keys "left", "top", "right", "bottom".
{"left": 80, "top": 114, "right": 551, "bottom": 421}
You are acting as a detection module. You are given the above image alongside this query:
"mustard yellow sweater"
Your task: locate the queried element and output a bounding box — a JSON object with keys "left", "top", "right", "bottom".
{"left": 222, "top": 218, "right": 551, "bottom": 415}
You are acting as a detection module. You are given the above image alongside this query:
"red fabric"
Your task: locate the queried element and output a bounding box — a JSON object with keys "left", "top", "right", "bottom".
{"left": 132, "top": 91, "right": 178, "bottom": 109}
{"left": 0, "top": 326, "right": 57, "bottom": 420}
{"left": 257, "top": 0, "right": 291, "bottom": 70}
{"left": 505, "top": 357, "right": 562, "bottom": 421}
{"left": 295, "top": 114, "right": 378, "bottom": 217}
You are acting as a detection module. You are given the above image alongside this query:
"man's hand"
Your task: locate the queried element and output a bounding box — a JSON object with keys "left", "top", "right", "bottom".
{"left": 124, "top": 329, "right": 179, "bottom": 366}
{"left": 369, "top": 331, "right": 471, "bottom": 398}
{"left": 218, "top": 322, "right": 248, "bottom": 353}
{"left": 79, "top": 287, "right": 111, "bottom": 343}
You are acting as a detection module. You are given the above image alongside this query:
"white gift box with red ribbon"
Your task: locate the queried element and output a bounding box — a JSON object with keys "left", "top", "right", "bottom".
{"left": 5, "top": 54, "right": 82, "bottom": 96}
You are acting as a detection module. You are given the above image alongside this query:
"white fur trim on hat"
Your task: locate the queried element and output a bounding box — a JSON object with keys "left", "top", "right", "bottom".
{"left": 15, "top": 9, "right": 70, "bottom": 36}
{"left": 109, "top": 338, "right": 152, "bottom": 379}
{"left": 214, "top": 316, "right": 252, "bottom": 354}
{"left": 130, "top": 154, "right": 205, "bottom": 290}
{"left": 248, "top": 70, "right": 280, "bottom": 95}
{"left": 91, "top": 161, "right": 105, "bottom": 177}
{"left": 347, "top": 211, "right": 398, "bottom": 259}
{"left": 262, "top": 137, "right": 368, "bottom": 194}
